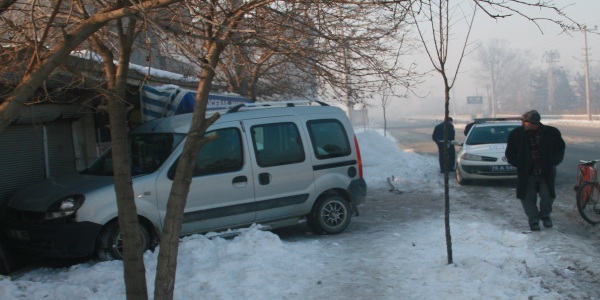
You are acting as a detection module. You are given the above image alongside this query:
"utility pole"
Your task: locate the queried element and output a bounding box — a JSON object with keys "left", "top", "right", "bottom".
{"left": 582, "top": 25, "right": 596, "bottom": 121}
{"left": 489, "top": 66, "right": 496, "bottom": 117}
{"left": 544, "top": 50, "right": 560, "bottom": 114}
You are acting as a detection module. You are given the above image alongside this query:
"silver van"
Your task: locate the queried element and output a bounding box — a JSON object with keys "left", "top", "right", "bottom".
{"left": 3, "top": 101, "right": 366, "bottom": 260}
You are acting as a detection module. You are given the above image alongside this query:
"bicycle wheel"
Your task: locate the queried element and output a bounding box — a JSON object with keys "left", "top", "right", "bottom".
{"left": 576, "top": 181, "right": 600, "bottom": 225}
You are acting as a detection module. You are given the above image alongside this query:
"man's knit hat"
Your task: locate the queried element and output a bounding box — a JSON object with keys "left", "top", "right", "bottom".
{"left": 521, "top": 110, "right": 541, "bottom": 124}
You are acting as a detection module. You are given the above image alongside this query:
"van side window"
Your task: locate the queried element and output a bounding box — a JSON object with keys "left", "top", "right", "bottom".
{"left": 307, "top": 119, "right": 351, "bottom": 159}
{"left": 251, "top": 122, "right": 305, "bottom": 167}
{"left": 193, "top": 128, "right": 243, "bottom": 176}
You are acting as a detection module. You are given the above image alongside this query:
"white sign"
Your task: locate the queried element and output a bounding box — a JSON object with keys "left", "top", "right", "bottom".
{"left": 467, "top": 96, "right": 483, "bottom": 104}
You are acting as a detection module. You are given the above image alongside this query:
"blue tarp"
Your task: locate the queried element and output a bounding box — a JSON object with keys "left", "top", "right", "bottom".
{"left": 140, "top": 85, "right": 251, "bottom": 122}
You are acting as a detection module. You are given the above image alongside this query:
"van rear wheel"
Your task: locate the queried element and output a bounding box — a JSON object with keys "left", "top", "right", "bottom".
{"left": 96, "top": 220, "right": 152, "bottom": 261}
{"left": 308, "top": 195, "right": 352, "bottom": 234}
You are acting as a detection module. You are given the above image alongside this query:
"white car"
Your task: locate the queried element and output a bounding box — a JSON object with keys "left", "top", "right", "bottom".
{"left": 455, "top": 118, "right": 521, "bottom": 185}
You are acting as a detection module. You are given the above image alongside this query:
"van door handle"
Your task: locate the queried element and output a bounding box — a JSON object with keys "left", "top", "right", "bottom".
{"left": 258, "top": 173, "right": 271, "bottom": 185}
{"left": 232, "top": 176, "right": 248, "bottom": 188}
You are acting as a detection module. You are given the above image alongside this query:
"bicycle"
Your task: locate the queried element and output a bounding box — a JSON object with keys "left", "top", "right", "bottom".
{"left": 574, "top": 159, "right": 600, "bottom": 225}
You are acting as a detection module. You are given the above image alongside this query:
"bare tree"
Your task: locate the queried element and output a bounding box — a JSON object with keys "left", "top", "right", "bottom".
{"left": 122, "top": 2, "right": 420, "bottom": 298}
{"left": 473, "top": 39, "right": 532, "bottom": 116}
{"left": 311, "top": 4, "right": 416, "bottom": 107}
{"left": 378, "top": 84, "right": 410, "bottom": 136}
{"left": 0, "top": 0, "right": 184, "bottom": 131}
{"left": 411, "top": 0, "right": 476, "bottom": 265}
{"left": 0, "top": 1, "right": 181, "bottom": 299}
{"left": 410, "top": 0, "right": 582, "bottom": 265}
{"left": 0, "top": 0, "right": 16, "bottom": 14}
{"left": 88, "top": 17, "right": 150, "bottom": 299}
{"left": 380, "top": 87, "right": 393, "bottom": 136}
{"left": 218, "top": 45, "right": 319, "bottom": 101}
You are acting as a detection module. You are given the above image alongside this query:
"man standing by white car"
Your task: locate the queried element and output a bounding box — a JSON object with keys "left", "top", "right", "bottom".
{"left": 432, "top": 117, "right": 455, "bottom": 173}
{"left": 505, "top": 110, "right": 565, "bottom": 232}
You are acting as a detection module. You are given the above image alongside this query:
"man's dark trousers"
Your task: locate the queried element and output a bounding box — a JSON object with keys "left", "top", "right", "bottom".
{"left": 436, "top": 142, "right": 455, "bottom": 173}
{"left": 521, "top": 173, "right": 554, "bottom": 225}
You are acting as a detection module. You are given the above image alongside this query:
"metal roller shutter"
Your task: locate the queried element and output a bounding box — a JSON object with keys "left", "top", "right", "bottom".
{"left": 0, "top": 125, "right": 46, "bottom": 217}
{"left": 0, "top": 121, "right": 76, "bottom": 218}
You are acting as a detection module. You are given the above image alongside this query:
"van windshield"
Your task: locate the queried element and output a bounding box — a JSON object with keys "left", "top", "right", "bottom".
{"left": 82, "top": 133, "right": 186, "bottom": 176}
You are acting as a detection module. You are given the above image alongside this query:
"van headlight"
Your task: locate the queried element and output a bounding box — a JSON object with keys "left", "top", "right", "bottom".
{"left": 461, "top": 153, "right": 484, "bottom": 161}
{"left": 46, "top": 195, "right": 85, "bottom": 220}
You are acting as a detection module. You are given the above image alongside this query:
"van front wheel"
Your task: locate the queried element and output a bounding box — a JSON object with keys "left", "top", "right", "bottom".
{"left": 96, "top": 220, "right": 151, "bottom": 261}
{"left": 308, "top": 195, "right": 352, "bottom": 234}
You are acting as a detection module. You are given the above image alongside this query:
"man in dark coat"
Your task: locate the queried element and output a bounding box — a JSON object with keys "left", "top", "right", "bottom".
{"left": 505, "top": 110, "right": 565, "bottom": 231}
{"left": 432, "top": 117, "right": 455, "bottom": 173}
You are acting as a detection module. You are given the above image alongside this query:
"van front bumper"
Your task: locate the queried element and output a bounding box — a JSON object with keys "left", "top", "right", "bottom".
{"left": 3, "top": 220, "right": 102, "bottom": 258}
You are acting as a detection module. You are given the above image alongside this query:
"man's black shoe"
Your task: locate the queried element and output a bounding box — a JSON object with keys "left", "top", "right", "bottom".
{"left": 530, "top": 223, "right": 541, "bottom": 231}
{"left": 542, "top": 218, "right": 553, "bottom": 228}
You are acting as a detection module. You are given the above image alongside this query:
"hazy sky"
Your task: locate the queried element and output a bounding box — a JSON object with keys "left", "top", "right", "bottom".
{"left": 372, "top": 0, "right": 600, "bottom": 120}
{"left": 470, "top": 0, "right": 600, "bottom": 65}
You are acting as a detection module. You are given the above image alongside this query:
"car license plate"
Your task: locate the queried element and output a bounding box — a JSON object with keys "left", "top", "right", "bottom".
{"left": 490, "top": 165, "right": 516, "bottom": 172}
{"left": 6, "top": 229, "right": 30, "bottom": 241}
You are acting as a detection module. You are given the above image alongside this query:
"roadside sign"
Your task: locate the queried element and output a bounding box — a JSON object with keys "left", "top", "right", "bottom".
{"left": 467, "top": 96, "right": 483, "bottom": 104}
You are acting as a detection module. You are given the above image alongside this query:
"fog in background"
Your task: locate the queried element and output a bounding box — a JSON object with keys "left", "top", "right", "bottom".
{"left": 367, "top": 0, "right": 600, "bottom": 123}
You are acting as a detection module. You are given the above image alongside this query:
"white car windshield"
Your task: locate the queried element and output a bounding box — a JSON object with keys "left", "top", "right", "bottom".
{"left": 466, "top": 125, "right": 519, "bottom": 145}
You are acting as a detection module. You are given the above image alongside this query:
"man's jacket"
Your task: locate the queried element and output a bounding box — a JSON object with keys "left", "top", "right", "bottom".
{"left": 432, "top": 122, "right": 455, "bottom": 144}
{"left": 505, "top": 123, "right": 565, "bottom": 199}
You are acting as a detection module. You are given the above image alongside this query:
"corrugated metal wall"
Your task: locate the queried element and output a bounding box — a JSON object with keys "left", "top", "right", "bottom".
{"left": 0, "top": 121, "right": 75, "bottom": 217}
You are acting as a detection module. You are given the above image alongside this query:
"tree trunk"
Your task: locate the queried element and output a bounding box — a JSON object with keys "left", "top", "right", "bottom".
{"left": 107, "top": 98, "right": 149, "bottom": 300}
{"left": 153, "top": 41, "right": 224, "bottom": 300}
{"left": 443, "top": 80, "right": 453, "bottom": 265}
{"left": 79, "top": 14, "right": 151, "bottom": 298}
{"left": 98, "top": 17, "right": 149, "bottom": 299}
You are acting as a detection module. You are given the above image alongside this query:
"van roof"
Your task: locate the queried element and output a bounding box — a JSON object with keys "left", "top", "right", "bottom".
{"left": 131, "top": 102, "right": 347, "bottom": 134}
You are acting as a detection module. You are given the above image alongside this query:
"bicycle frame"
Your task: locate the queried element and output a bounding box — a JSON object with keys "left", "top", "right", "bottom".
{"left": 575, "top": 160, "right": 598, "bottom": 191}
{"left": 575, "top": 159, "right": 600, "bottom": 225}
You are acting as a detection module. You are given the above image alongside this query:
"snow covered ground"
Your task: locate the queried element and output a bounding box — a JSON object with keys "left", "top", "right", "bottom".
{"left": 1, "top": 124, "right": 599, "bottom": 299}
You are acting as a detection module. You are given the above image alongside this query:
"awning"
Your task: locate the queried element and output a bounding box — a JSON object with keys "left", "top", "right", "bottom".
{"left": 13, "top": 104, "right": 89, "bottom": 124}
{"left": 140, "top": 84, "right": 251, "bottom": 122}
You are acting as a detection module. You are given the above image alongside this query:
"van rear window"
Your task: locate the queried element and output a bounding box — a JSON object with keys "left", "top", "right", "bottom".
{"left": 307, "top": 119, "right": 351, "bottom": 159}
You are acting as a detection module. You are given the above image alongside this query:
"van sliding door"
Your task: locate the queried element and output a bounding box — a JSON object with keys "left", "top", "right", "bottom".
{"left": 244, "top": 117, "right": 315, "bottom": 222}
